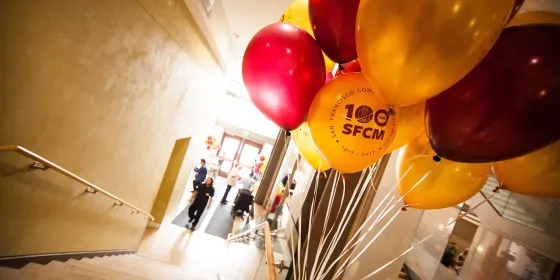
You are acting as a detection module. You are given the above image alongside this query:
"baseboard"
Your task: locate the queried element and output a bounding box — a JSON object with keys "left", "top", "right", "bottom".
{"left": 0, "top": 249, "right": 136, "bottom": 269}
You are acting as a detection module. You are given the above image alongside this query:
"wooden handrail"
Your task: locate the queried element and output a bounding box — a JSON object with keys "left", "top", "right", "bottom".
{"left": 227, "top": 221, "right": 277, "bottom": 280}
{"left": 0, "top": 145, "right": 154, "bottom": 221}
{"left": 264, "top": 221, "right": 277, "bottom": 280}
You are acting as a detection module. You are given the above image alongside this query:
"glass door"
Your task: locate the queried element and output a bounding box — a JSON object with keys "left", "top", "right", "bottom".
{"left": 218, "top": 135, "right": 241, "bottom": 177}
{"left": 217, "top": 133, "right": 263, "bottom": 177}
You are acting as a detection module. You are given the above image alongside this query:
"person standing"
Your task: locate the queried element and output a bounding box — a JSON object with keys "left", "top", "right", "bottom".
{"left": 187, "top": 177, "right": 214, "bottom": 230}
{"left": 240, "top": 172, "right": 257, "bottom": 191}
{"left": 192, "top": 159, "right": 207, "bottom": 192}
{"left": 221, "top": 165, "right": 240, "bottom": 204}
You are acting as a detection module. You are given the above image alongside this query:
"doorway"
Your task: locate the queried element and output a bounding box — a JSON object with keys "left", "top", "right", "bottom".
{"left": 217, "top": 133, "right": 262, "bottom": 177}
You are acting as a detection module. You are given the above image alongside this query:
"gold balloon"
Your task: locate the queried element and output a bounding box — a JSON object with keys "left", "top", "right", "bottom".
{"left": 397, "top": 135, "right": 491, "bottom": 209}
{"left": 508, "top": 11, "right": 560, "bottom": 27}
{"left": 356, "top": 0, "right": 514, "bottom": 106}
{"left": 308, "top": 73, "right": 398, "bottom": 174}
{"left": 386, "top": 102, "right": 425, "bottom": 153}
{"left": 292, "top": 122, "right": 331, "bottom": 172}
{"left": 494, "top": 140, "right": 560, "bottom": 198}
{"left": 281, "top": 0, "right": 335, "bottom": 72}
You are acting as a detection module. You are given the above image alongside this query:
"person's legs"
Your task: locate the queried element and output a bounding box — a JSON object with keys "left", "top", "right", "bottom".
{"left": 187, "top": 203, "right": 197, "bottom": 224}
{"left": 221, "top": 185, "right": 232, "bottom": 203}
{"left": 191, "top": 204, "right": 206, "bottom": 229}
{"left": 192, "top": 180, "right": 200, "bottom": 192}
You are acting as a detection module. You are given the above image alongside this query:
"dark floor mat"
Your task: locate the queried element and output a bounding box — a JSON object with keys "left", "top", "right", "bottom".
{"left": 204, "top": 204, "right": 235, "bottom": 239}
{"left": 171, "top": 203, "right": 211, "bottom": 229}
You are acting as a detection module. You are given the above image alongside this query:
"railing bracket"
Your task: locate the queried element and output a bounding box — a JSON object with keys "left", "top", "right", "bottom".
{"left": 29, "top": 161, "right": 49, "bottom": 171}
{"left": 274, "top": 260, "right": 290, "bottom": 273}
{"left": 114, "top": 201, "right": 123, "bottom": 206}
{"left": 84, "top": 187, "right": 97, "bottom": 195}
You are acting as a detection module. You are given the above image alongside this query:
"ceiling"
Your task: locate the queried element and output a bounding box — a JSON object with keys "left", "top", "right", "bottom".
{"left": 220, "top": 0, "right": 293, "bottom": 84}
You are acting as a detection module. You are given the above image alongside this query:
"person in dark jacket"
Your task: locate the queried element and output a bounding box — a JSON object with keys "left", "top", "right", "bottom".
{"left": 187, "top": 177, "right": 214, "bottom": 230}
{"left": 192, "top": 159, "right": 207, "bottom": 192}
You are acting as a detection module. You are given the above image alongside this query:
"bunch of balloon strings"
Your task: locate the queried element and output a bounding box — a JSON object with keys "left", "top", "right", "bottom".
{"left": 287, "top": 158, "right": 501, "bottom": 280}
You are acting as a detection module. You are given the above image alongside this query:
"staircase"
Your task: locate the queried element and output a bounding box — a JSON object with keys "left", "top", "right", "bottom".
{"left": 0, "top": 254, "right": 195, "bottom": 280}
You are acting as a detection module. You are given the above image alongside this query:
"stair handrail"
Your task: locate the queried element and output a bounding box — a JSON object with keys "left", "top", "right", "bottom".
{"left": 226, "top": 221, "right": 278, "bottom": 280}
{"left": 0, "top": 145, "right": 154, "bottom": 221}
{"left": 264, "top": 221, "right": 277, "bottom": 280}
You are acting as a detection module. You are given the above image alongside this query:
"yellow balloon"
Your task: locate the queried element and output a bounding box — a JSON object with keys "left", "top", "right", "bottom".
{"left": 292, "top": 122, "right": 331, "bottom": 172}
{"left": 397, "top": 135, "right": 491, "bottom": 210}
{"left": 356, "top": 0, "right": 514, "bottom": 106}
{"left": 281, "top": 0, "right": 335, "bottom": 72}
{"left": 386, "top": 102, "right": 425, "bottom": 153}
{"left": 493, "top": 140, "right": 560, "bottom": 198}
{"left": 308, "top": 73, "right": 399, "bottom": 174}
{"left": 508, "top": 11, "right": 560, "bottom": 27}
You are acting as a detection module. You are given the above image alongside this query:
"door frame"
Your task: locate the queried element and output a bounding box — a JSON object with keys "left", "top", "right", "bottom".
{"left": 217, "top": 133, "right": 263, "bottom": 177}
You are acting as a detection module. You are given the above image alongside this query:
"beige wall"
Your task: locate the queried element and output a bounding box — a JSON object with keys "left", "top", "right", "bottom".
{"left": 0, "top": 0, "right": 227, "bottom": 256}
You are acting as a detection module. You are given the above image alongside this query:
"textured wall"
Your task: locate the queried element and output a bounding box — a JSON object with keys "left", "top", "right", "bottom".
{"left": 0, "top": 0, "right": 227, "bottom": 256}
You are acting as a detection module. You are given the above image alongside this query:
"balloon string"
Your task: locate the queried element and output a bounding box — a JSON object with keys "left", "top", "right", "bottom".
{"left": 333, "top": 205, "right": 405, "bottom": 279}
{"left": 318, "top": 165, "right": 434, "bottom": 279}
{"left": 310, "top": 172, "right": 341, "bottom": 278}
{"left": 315, "top": 165, "right": 375, "bottom": 279}
{"left": 355, "top": 186, "right": 502, "bottom": 280}
{"left": 300, "top": 166, "right": 322, "bottom": 280}
{"left": 316, "top": 164, "right": 377, "bottom": 279}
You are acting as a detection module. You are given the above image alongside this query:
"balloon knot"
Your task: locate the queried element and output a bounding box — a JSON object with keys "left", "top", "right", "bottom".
{"left": 285, "top": 131, "right": 291, "bottom": 137}
{"left": 432, "top": 155, "right": 441, "bottom": 162}
{"left": 401, "top": 207, "right": 408, "bottom": 211}
{"left": 388, "top": 106, "right": 396, "bottom": 116}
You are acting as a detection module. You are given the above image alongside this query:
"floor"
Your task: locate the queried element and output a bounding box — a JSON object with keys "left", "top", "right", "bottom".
{"left": 171, "top": 176, "right": 249, "bottom": 237}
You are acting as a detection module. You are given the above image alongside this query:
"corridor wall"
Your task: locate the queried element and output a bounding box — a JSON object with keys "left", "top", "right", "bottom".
{"left": 0, "top": 0, "right": 228, "bottom": 256}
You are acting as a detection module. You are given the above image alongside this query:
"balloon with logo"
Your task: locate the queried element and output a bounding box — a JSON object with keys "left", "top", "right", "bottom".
{"left": 426, "top": 11, "right": 560, "bottom": 163}
{"left": 386, "top": 102, "right": 425, "bottom": 153}
{"left": 309, "top": 0, "right": 361, "bottom": 63}
{"left": 243, "top": 22, "right": 326, "bottom": 131}
{"left": 292, "top": 122, "right": 331, "bottom": 172}
{"left": 308, "top": 73, "right": 399, "bottom": 174}
{"left": 397, "top": 135, "right": 491, "bottom": 210}
{"left": 280, "top": 0, "right": 335, "bottom": 72}
{"left": 494, "top": 140, "right": 560, "bottom": 198}
{"left": 356, "top": 0, "right": 514, "bottom": 106}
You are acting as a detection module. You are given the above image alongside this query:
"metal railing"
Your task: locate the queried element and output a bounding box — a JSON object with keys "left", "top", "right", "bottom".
{"left": 480, "top": 174, "right": 560, "bottom": 239}
{"left": 0, "top": 145, "right": 154, "bottom": 221}
{"left": 227, "top": 221, "right": 286, "bottom": 280}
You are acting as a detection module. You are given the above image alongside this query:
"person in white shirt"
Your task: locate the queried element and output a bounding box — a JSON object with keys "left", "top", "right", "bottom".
{"left": 240, "top": 172, "right": 257, "bottom": 191}
{"left": 221, "top": 165, "right": 240, "bottom": 204}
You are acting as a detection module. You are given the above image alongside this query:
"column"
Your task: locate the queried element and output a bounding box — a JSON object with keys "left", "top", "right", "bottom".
{"left": 254, "top": 130, "right": 289, "bottom": 206}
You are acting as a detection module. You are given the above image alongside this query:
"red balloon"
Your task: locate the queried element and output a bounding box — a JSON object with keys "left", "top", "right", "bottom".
{"left": 243, "top": 23, "right": 326, "bottom": 131}
{"left": 309, "top": 0, "right": 360, "bottom": 63}
{"left": 206, "top": 145, "right": 211, "bottom": 150}
{"left": 339, "top": 59, "right": 361, "bottom": 74}
{"left": 207, "top": 139, "right": 213, "bottom": 145}
{"left": 426, "top": 24, "right": 560, "bottom": 163}
{"left": 260, "top": 155, "right": 266, "bottom": 161}
{"left": 207, "top": 136, "right": 212, "bottom": 140}
{"left": 325, "top": 72, "right": 334, "bottom": 83}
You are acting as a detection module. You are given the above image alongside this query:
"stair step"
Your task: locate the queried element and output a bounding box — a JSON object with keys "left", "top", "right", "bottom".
{"left": 79, "top": 256, "right": 187, "bottom": 280}
{"left": 0, "top": 266, "right": 45, "bottom": 280}
{"left": 65, "top": 259, "right": 150, "bottom": 280}
{"left": 34, "top": 260, "right": 102, "bottom": 280}
{"left": 21, "top": 263, "right": 43, "bottom": 271}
